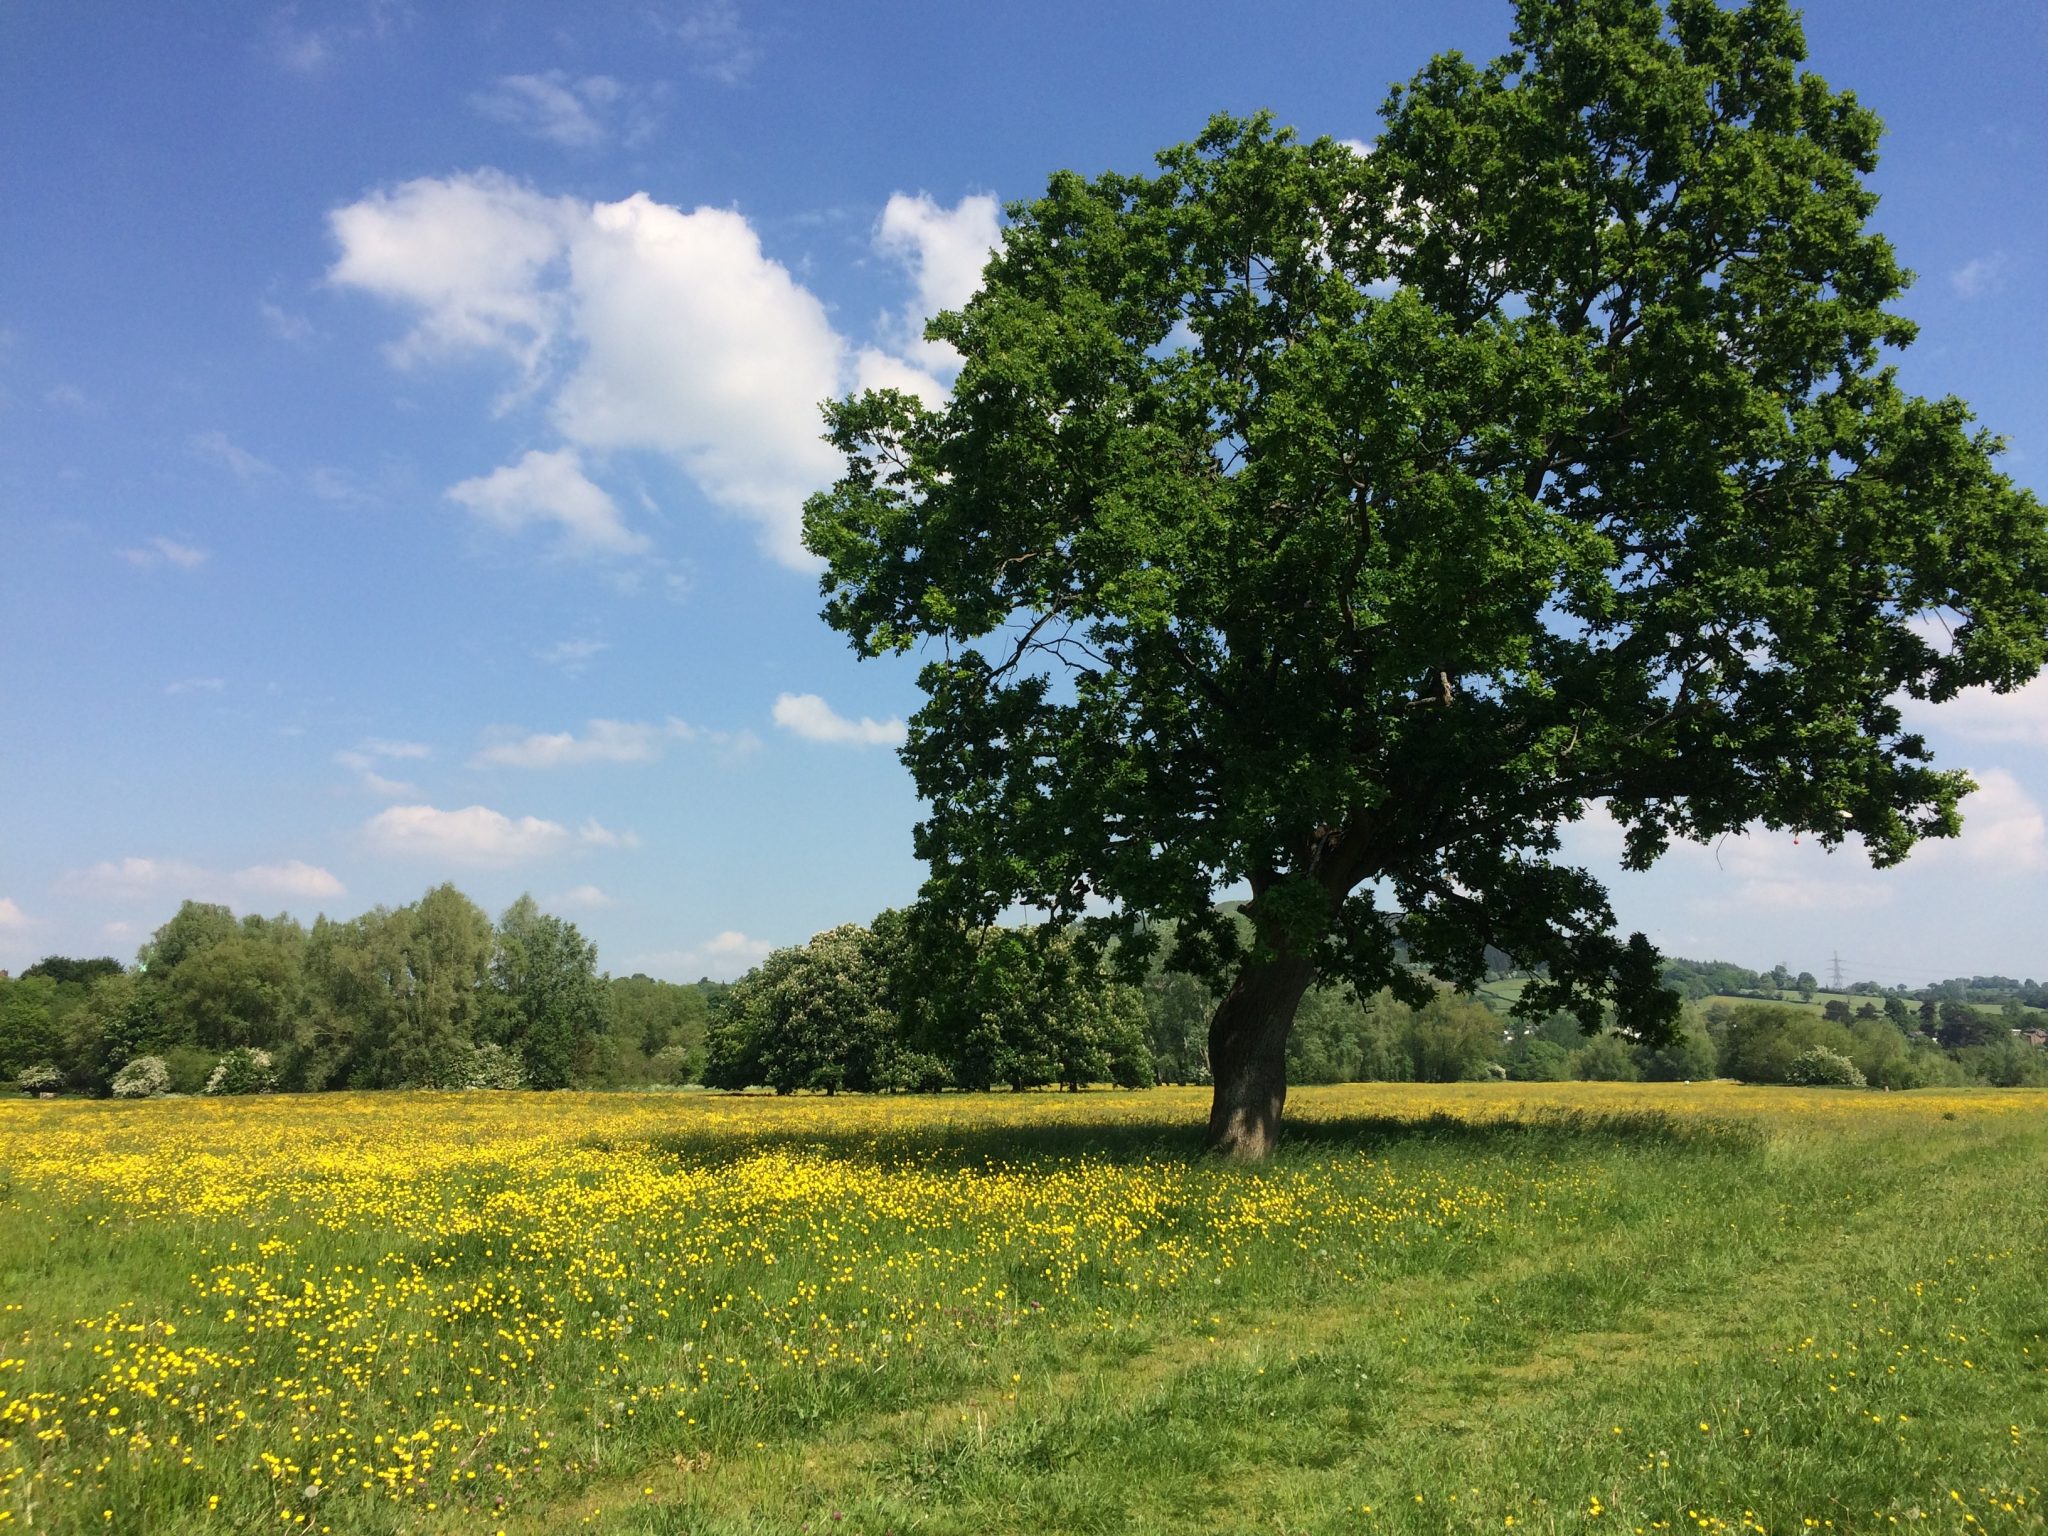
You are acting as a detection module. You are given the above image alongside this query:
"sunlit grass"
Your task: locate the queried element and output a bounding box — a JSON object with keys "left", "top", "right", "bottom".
{"left": 2, "top": 1084, "right": 2042, "bottom": 1533}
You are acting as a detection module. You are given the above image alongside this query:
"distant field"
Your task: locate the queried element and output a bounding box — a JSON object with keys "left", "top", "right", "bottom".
{"left": 2, "top": 1084, "right": 2043, "bottom": 1534}
{"left": 1471, "top": 977, "right": 2045, "bottom": 1025}
{"left": 1696, "top": 991, "right": 2048, "bottom": 1023}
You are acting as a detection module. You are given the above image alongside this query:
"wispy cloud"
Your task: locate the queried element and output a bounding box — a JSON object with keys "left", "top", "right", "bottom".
{"left": 0, "top": 896, "right": 35, "bottom": 931}
{"left": 470, "top": 72, "right": 665, "bottom": 150}
{"left": 307, "top": 465, "right": 377, "bottom": 505}
{"left": 119, "top": 535, "right": 209, "bottom": 570}
{"left": 473, "top": 717, "right": 690, "bottom": 769}
{"left": 190, "top": 429, "right": 277, "bottom": 484}
{"left": 549, "top": 883, "right": 615, "bottom": 910}
{"left": 657, "top": 0, "right": 757, "bottom": 84}
{"left": 260, "top": 298, "right": 314, "bottom": 342}
{"left": 336, "top": 738, "right": 431, "bottom": 797}
{"left": 63, "top": 857, "right": 205, "bottom": 902}
{"left": 535, "top": 637, "right": 610, "bottom": 676}
{"left": 358, "top": 737, "right": 430, "bottom": 759}
{"left": 165, "top": 676, "right": 226, "bottom": 696}
{"left": 45, "top": 383, "right": 96, "bottom": 414}
{"left": 62, "top": 856, "right": 344, "bottom": 906}
{"left": 1950, "top": 253, "right": 2010, "bottom": 300}
{"left": 268, "top": 0, "right": 409, "bottom": 77}
{"left": 576, "top": 817, "right": 642, "bottom": 849}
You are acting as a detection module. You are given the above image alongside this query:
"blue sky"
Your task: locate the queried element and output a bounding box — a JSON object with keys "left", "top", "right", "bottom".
{"left": 2, "top": 1, "right": 2043, "bottom": 988}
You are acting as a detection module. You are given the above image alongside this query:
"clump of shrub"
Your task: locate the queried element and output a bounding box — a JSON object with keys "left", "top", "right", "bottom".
{"left": 463, "top": 1042, "right": 525, "bottom": 1091}
{"left": 1572, "top": 1032, "right": 1643, "bottom": 1082}
{"left": 163, "top": 1046, "right": 219, "bottom": 1096}
{"left": 111, "top": 1056, "right": 171, "bottom": 1099}
{"left": 17, "top": 1063, "right": 64, "bottom": 1096}
{"left": 1785, "top": 1046, "right": 1866, "bottom": 1088}
{"left": 650, "top": 1042, "right": 699, "bottom": 1086}
{"left": 203, "top": 1047, "right": 275, "bottom": 1096}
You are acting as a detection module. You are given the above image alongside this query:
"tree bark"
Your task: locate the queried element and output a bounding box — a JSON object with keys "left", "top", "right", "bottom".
{"left": 1204, "top": 950, "right": 1317, "bottom": 1159}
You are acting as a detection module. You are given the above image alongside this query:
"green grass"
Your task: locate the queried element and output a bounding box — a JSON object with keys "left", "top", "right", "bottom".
{"left": 0, "top": 1086, "right": 2043, "bottom": 1534}
{"left": 569, "top": 1104, "right": 2047, "bottom": 1535}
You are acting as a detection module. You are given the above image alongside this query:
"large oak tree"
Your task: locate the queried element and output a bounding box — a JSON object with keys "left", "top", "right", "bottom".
{"left": 803, "top": 0, "right": 2048, "bottom": 1155}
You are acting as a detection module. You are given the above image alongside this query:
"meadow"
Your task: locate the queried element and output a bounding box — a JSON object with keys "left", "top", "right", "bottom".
{"left": 0, "top": 1084, "right": 2041, "bottom": 1534}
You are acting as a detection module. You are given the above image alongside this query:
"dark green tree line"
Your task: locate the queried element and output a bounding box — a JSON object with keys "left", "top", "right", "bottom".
{"left": 1, "top": 888, "right": 711, "bottom": 1096}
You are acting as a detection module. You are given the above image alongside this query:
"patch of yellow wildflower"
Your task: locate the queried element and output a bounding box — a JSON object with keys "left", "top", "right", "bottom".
{"left": 0, "top": 1082, "right": 2035, "bottom": 1532}
{"left": 0, "top": 1085, "right": 1501, "bottom": 1529}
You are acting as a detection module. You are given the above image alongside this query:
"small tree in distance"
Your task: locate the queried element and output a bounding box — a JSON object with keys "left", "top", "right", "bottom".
{"left": 493, "top": 896, "right": 609, "bottom": 1090}
{"left": 804, "top": 0, "right": 2048, "bottom": 1155}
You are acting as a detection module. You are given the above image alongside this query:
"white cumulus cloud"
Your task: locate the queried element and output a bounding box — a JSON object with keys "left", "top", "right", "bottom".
{"left": 1921, "top": 768, "right": 2048, "bottom": 875}
{"left": 363, "top": 804, "right": 571, "bottom": 867}
{"left": 771, "top": 692, "right": 906, "bottom": 747}
{"left": 330, "top": 173, "right": 1001, "bottom": 570}
{"left": 874, "top": 191, "right": 1000, "bottom": 371}
{"left": 328, "top": 171, "right": 578, "bottom": 379}
{"left": 549, "top": 883, "right": 615, "bottom": 910}
{"left": 0, "top": 897, "right": 33, "bottom": 930}
{"left": 852, "top": 345, "right": 952, "bottom": 410}
{"left": 446, "top": 448, "right": 649, "bottom": 557}
{"left": 550, "top": 194, "right": 847, "bottom": 567}
{"left": 1905, "top": 670, "right": 2048, "bottom": 748}
{"left": 1560, "top": 805, "right": 1892, "bottom": 915}
{"left": 234, "top": 861, "right": 348, "bottom": 902}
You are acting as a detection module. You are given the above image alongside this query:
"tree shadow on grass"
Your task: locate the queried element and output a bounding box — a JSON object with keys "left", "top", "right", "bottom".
{"left": 617, "top": 1103, "right": 1764, "bottom": 1172}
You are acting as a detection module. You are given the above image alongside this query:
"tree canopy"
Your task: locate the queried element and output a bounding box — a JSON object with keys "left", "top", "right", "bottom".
{"left": 802, "top": 0, "right": 2048, "bottom": 1154}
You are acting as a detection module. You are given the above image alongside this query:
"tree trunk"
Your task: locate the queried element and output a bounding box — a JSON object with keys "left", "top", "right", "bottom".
{"left": 1204, "top": 951, "right": 1317, "bottom": 1159}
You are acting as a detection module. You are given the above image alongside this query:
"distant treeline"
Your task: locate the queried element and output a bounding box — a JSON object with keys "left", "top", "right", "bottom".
{"left": 5, "top": 898, "right": 2044, "bottom": 1097}
{"left": 691, "top": 920, "right": 2045, "bottom": 1093}
{"left": 1195, "top": 970, "right": 2044, "bottom": 1092}
{"left": 0, "top": 890, "right": 717, "bottom": 1096}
